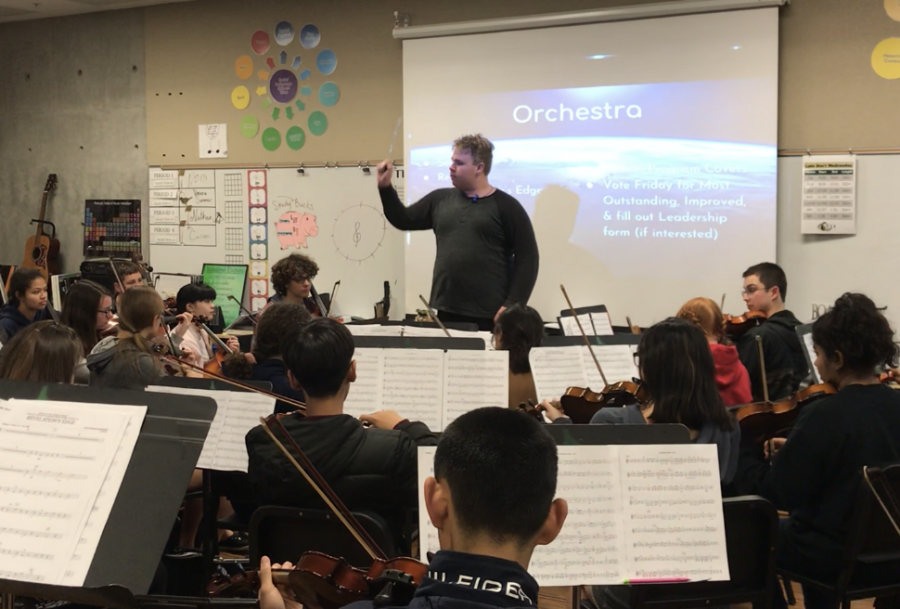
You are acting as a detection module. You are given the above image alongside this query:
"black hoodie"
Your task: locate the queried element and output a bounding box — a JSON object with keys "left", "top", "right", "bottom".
{"left": 0, "top": 303, "right": 55, "bottom": 341}
{"left": 736, "top": 309, "right": 808, "bottom": 402}
{"left": 245, "top": 413, "right": 437, "bottom": 542}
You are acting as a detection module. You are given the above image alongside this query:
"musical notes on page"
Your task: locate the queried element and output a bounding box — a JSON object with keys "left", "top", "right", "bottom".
{"left": 0, "top": 399, "right": 145, "bottom": 586}
{"left": 344, "top": 348, "right": 385, "bottom": 420}
{"left": 442, "top": 350, "right": 508, "bottom": 430}
{"left": 529, "top": 347, "right": 589, "bottom": 401}
{"left": 147, "top": 386, "right": 275, "bottom": 472}
{"left": 584, "top": 345, "right": 639, "bottom": 387}
{"left": 383, "top": 350, "right": 444, "bottom": 431}
{"left": 416, "top": 443, "right": 728, "bottom": 586}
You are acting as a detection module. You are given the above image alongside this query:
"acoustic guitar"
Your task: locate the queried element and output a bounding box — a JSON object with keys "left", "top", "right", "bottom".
{"left": 21, "top": 174, "right": 60, "bottom": 279}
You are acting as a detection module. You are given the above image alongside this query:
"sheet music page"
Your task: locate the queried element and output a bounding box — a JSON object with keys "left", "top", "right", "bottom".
{"left": 347, "top": 325, "right": 404, "bottom": 337}
{"left": 529, "top": 347, "right": 589, "bottom": 401}
{"left": 589, "top": 312, "right": 615, "bottom": 336}
{"left": 213, "top": 392, "right": 276, "bottom": 472}
{"left": 0, "top": 400, "right": 131, "bottom": 585}
{"left": 146, "top": 386, "right": 230, "bottom": 468}
{"left": 417, "top": 446, "right": 440, "bottom": 560}
{"left": 619, "top": 444, "right": 729, "bottom": 581}
{"left": 530, "top": 445, "right": 626, "bottom": 586}
{"left": 344, "top": 348, "right": 385, "bottom": 419}
{"left": 441, "top": 351, "right": 509, "bottom": 431}
{"left": 382, "top": 349, "right": 444, "bottom": 430}
{"left": 559, "top": 313, "right": 596, "bottom": 337}
{"left": 58, "top": 402, "right": 147, "bottom": 586}
{"left": 583, "top": 345, "right": 640, "bottom": 388}
{"left": 802, "top": 332, "right": 821, "bottom": 383}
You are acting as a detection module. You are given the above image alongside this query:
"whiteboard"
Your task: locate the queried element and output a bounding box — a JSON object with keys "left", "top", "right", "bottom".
{"left": 148, "top": 166, "right": 405, "bottom": 319}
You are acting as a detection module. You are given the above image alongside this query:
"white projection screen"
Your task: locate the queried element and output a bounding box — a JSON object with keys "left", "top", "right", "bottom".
{"left": 401, "top": 8, "right": 779, "bottom": 326}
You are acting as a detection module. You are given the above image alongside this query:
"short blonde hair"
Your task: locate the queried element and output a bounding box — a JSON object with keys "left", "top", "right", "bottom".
{"left": 453, "top": 134, "right": 495, "bottom": 175}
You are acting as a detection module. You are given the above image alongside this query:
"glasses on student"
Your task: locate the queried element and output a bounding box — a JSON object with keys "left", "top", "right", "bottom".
{"left": 98, "top": 309, "right": 113, "bottom": 316}
{"left": 741, "top": 285, "right": 765, "bottom": 296}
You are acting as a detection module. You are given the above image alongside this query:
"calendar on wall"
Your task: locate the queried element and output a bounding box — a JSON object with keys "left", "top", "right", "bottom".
{"left": 84, "top": 199, "right": 142, "bottom": 256}
{"left": 800, "top": 155, "right": 856, "bottom": 235}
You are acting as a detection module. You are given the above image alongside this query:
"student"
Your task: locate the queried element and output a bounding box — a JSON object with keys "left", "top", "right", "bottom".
{"left": 0, "top": 268, "right": 56, "bottom": 341}
{"left": 544, "top": 318, "right": 740, "bottom": 483}
{"left": 736, "top": 293, "right": 900, "bottom": 609}
{"left": 269, "top": 253, "right": 325, "bottom": 317}
{"left": 259, "top": 407, "right": 567, "bottom": 609}
{"left": 111, "top": 260, "right": 144, "bottom": 310}
{"left": 0, "top": 321, "right": 83, "bottom": 383}
{"left": 87, "top": 286, "right": 198, "bottom": 389}
{"left": 222, "top": 302, "right": 311, "bottom": 414}
{"left": 676, "top": 296, "right": 752, "bottom": 406}
{"left": 492, "top": 303, "right": 543, "bottom": 409}
{"left": 61, "top": 280, "right": 113, "bottom": 384}
{"left": 245, "top": 318, "right": 438, "bottom": 549}
{"left": 175, "top": 282, "right": 239, "bottom": 368}
{"left": 736, "top": 262, "right": 808, "bottom": 401}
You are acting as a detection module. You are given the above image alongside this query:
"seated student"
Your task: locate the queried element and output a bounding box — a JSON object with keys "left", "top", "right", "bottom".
{"left": 736, "top": 293, "right": 900, "bottom": 609}
{"left": 0, "top": 268, "right": 56, "bottom": 341}
{"left": 175, "top": 282, "right": 239, "bottom": 368}
{"left": 544, "top": 318, "right": 740, "bottom": 484}
{"left": 736, "top": 262, "right": 808, "bottom": 402}
{"left": 269, "top": 253, "right": 325, "bottom": 317}
{"left": 0, "top": 321, "right": 83, "bottom": 383}
{"left": 492, "top": 303, "right": 543, "bottom": 409}
{"left": 87, "top": 286, "right": 199, "bottom": 389}
{"left": 245, "top": 318, "right": 437, "bottom": 549}
{"left": 222, "top": 302, "right": 311, "bottom": 414}
{"left": 60, "top": 280, "right": 114, "bottom": 384}
{"left": 676, "top": 297, "right": 752, "bottom": 406}
{"left": 111, "top": 260, "right": 145, "bottom": 311}
{"left": 258, "top": 407, "right": 568, "bottom": 609}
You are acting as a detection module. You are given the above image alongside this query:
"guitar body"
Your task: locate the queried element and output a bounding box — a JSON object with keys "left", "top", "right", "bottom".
{"left": 21, "top": 174, "right": 60, "bottom": 280}
{"left": 22, "top": 233, "right": 61, "bottom": 279}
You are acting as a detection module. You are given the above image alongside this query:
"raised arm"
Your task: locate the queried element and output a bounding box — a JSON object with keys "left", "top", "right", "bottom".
{"left": 376, "top": 160, "right": 441, "bottom": 231}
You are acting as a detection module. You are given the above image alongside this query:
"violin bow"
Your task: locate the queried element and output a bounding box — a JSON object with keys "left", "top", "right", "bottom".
{"left": 258, "top": 415, "right": 388, "bottom": 561}
{"left": 418, "top": 294, "right": 452, "bottom": 338}
{"left": 755, "top": 335, "right": 770, "bottom": 404}
{"left": 325, "top": 280, "right": 341, "bottom": 317}
{"left": 560, "top": 284, "right": 608, "bottom": 386}
{"left": 228, "top": 295, "right": 259, "bottom": 326}
{"left": 720, "top": 293, "right": 726, "bottom": 311}
{"left": 197, "top": 320, "right": 234, "bottom": 355}
{"left": 310, "top": 282, "right": 329, "bottom": 318}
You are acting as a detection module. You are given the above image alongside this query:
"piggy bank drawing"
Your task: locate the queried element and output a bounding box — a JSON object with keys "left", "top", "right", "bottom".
{"left": 275, "top": 212, "right": 319, "bottom": 249}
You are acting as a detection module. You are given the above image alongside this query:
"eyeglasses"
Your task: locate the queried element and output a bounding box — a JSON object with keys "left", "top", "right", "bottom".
{"left": 741, "top": 285, "right": 768, "bottom": 296}
{"left": 98, "top": 309, "right": 113, "bottom": 316}
{"left": 632, "top": 352, "right": 641, "bottom": 366}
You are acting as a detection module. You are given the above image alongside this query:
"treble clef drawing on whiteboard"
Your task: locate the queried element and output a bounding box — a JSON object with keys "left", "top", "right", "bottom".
{"left": 353, "top": 222, "right": 362, "bottom": 247}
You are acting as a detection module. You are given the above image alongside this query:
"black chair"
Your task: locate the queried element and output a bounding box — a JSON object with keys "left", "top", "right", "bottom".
{"left": 604, "top": 496, "right": 779, "bottom": 609}
{"left": 779, "top": 465, "right": 900, "bottom": 609}
{"left": 248, "top": 505, "right": 398, "bottom": 570}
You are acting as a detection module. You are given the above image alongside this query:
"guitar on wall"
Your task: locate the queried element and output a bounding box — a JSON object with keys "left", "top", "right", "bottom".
{"left": 21, "top": 173, "right": 61, "bottom": 279}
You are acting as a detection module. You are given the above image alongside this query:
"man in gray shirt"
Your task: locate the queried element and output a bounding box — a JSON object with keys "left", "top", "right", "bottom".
{"left": 376, "top": 134, "right": 539, "bottom": 331}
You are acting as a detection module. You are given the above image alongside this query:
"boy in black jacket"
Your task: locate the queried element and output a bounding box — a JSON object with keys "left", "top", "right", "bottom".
{"left": 258, "top": 407, "right": 568, "bottom": 609}
{"left": 737, "top": 262, "right": 808, "bottom": 401}
{"left": 245, "top": 318, "right": 437, "bottom": 549}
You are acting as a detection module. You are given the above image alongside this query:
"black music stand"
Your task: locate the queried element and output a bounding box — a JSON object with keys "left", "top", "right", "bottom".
{"left": 545, "top": 422, "right": 690, "bottom": 446}
{"left": 0, "top": 380, "right": 217, "bottom": 608}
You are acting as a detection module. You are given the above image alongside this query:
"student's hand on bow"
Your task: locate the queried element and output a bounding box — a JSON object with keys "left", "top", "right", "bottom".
{"left": 258, "top": 556, "right": 301, "bottom": 609}
{"left": 225, "top": 336, "right": 240, "bottom": 352}
{"left": 174, "top": 312, "right": 193, "bottom": 337}
{"left": 540, "top": 399, "right": 565, "bottom": 422}
{"left": 376, "top": 160, "right": 393, "bottom": 189}
{"left": 764, "top": 437, "right": 787, "bottom": 460}
{"left": 179, "top": 347, "right": 199, "bottom": 367}
{"left": 360, "top": 409, "right": 405, "bottom": 430}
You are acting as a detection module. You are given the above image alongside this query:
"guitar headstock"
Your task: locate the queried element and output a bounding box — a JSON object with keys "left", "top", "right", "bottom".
{"left": 44, "top": 174, "right": 58, "bottom": 192}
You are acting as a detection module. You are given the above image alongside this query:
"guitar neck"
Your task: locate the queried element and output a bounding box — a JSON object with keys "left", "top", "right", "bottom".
{"left": 34, "top": 191, "right": 49, "bottom": 239}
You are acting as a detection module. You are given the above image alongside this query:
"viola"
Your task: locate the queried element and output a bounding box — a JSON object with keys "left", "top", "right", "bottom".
{"left": 732, "top": 382, "right": 836, "bottom": 444}
{"left": 723, "top": 310, "right": 767, "bottom": 338}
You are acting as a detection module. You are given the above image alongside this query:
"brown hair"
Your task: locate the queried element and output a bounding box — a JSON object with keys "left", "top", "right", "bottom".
{"left": 271, "top": 254, "right": 320, "bottom": 297}
{"left": 0, "top": 321, "right": 82, "bottom": 383}
{"left": 116, "top": 287, "right": 163, "bottom": 367}
{"left": 453, "top": 134, "right": 495, "bottom": 176}
{"left": 61, "top": 280, "right": 111, "bottom": 356}
{"left": 676, "top": 297, "right": 726, "bottom": 343}
{"left": 222, "top": 302, "right": 311, "bottom": 378}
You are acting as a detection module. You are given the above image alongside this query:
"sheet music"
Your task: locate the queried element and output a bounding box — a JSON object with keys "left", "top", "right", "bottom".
{"left": 584, "top": 345, "right": 640, "bottom": 387}
{"left": 147, "top": 386, "right": 273, "bottom": 472}
{"left": 382, "top": 349, "right": 444, "bottom": 430}
{"left": 346, "top": 325, "right": 404, "bottom": 337}
{"left": 530, "top": 446, "right": 626, "bottom": 585}
{"left": 417, "top": 444, "right": 728, "bottom": 585}
{"left": 399, "top": 326, "right": 492, "bottom": 349}
{"left": 344, "top": 348, "right": 385, "bottom": 419}
{"left": 559, "top": 314, "right": 596, "bottom": 337}
{"left": 441, "top": 351, "right": 509, "bottom": 430}
{"left": 529, "top": 347, "right": 589, "bottom": 401}
{"left": 589, "top": 312, "right": 615, "bottom": 336}
{"left": 620, "top": 445, "right": 729, "bottom": 581}
{"left": 0, "top": 400, "right": 140, "bottom": 585}
{"left": 802, "top": 332, "right": 821, "bottom": 383}
{"left": 59, "top": 402, "right": 146, "bottom": 586}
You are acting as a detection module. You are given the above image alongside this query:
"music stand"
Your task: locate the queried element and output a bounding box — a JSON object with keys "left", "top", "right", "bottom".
{"left": 0, "top": 380, "right": 217, "bottom": 608}
{"left": 352, "top": 336, "right": 485, "bottom": 350}
{"left": 542, "top": 335, "right": 640, "bottom": 347}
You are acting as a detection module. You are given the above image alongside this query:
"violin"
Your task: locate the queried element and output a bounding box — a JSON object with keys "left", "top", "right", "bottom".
{"left": 732, "top": 382, "right": 836, "bottom": 444}
{"left": 191, "top": 315, "right": 235, "bottom": 374}
{"left": 878, "top": 370, "right": 900, "bottom": 389}
{"left": 723, "top": 310, "right": 767, "bottom": 338}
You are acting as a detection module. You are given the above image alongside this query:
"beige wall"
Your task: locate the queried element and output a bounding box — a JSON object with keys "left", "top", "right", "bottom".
{"left": 144, "top": 0, "right": 900, "bottom": 166}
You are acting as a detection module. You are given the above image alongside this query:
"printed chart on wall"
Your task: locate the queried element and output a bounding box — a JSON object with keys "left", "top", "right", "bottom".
{"left": 800, "top": 155, "right": 856, "bottom": 235}
{"left": 83, "top": 199, "right": 141, "bottom": 257}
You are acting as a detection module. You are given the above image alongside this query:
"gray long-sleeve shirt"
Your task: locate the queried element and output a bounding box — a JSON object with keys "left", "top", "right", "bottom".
{"left": 379, "top": 186, "right": 539, "bottom": 319}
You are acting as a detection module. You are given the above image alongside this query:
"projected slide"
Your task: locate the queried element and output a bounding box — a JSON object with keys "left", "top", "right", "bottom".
{"left": 406, "top": 79, "right": 776, "bottom": 280}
